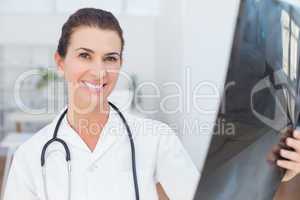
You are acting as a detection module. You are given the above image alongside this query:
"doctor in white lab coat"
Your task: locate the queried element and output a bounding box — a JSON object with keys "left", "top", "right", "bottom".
{"left": 4, "top": 7, "right": 199, "bottom": 200}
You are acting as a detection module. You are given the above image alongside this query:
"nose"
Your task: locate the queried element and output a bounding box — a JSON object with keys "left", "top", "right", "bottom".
{"left": 89, "top": 60, "right": 107, "bottom": 79}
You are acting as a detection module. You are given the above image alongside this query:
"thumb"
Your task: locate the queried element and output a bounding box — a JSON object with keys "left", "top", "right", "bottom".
{"left": 282, "top": 170, "right": 297, "bottom": 182}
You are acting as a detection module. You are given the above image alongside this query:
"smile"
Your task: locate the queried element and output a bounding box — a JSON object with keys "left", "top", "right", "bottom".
{"left": 81, "top": 81, "right": 107, "bottom": 92}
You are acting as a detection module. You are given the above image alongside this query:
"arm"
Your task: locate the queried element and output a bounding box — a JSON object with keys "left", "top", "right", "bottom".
{"left": 273, "top": 175, "right": 300, "bottom": 200}
{"left": 155, "top": 125, "right": 200, "bottom": 200}
{"left": 156, "top": 183, "right": 169, "bottom": 200}
{"left": 3, "top": 151, "right": 38, "bottom": 200}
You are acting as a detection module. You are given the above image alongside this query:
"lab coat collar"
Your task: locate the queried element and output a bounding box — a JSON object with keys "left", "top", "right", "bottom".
{"left": 49, "top": 105, "right": 126, "bottom": 162}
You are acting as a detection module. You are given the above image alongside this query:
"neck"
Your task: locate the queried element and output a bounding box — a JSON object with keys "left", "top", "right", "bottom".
{"left": 67, "top": 101, "right": 110, "bottom": 137}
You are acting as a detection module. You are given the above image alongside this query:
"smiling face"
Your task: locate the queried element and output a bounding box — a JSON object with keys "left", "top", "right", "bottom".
{"left": 55, "top": 26, "right": 122, "bottom": 112}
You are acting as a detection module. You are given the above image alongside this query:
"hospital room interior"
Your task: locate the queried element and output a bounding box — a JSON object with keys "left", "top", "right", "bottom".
{"left": 1, "top": 0, "right": 300, "bottom": 199}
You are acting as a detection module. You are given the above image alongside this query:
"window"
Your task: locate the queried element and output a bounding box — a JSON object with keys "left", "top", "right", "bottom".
{"left": 0, "top": 0, "right": 160, "bottom": 16}
{"left": 56, "top": 0, "right": 123, "bottom": 14}
{"left": 0, "top": 0, "right": 54, "bottom": 14}
{"left": 281, "top": 9, "right": 291, "bottom": 76}
{"left": 126, "top": 0, "right": 160, "bottom": 15}
{"left": 290, "top": 19, "right": 299, "bottom": 82}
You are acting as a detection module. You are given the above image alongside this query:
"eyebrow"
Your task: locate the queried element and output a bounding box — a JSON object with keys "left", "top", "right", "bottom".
{"left": 75, "top": 47, "right": 120, "bottom": 57}
{"left": 75, "top": 47, "right": 94, "bottom": 53}
{"left": 105, "top": 52, "right": 121, "bottom": 57}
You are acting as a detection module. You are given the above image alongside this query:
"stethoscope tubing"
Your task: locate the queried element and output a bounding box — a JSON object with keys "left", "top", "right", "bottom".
{"left": 40, "top": 102, "right": 140, "bottom": 200}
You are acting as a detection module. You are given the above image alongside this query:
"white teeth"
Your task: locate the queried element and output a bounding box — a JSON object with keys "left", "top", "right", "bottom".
{"left": 83, "top": 81, "right": 104, "bottom": 90}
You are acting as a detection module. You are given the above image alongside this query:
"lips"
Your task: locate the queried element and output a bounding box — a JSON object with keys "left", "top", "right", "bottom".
{"left": 81, "top": 81, "right": 107, "bottom": 93}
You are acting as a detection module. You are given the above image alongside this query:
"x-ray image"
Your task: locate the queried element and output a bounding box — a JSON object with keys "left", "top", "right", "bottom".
{"left": 194, "top": 0, "right": 300, "bottom": 199}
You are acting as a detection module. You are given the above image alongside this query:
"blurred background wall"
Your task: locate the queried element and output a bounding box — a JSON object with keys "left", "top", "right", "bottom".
{"left": 0, "top": 0, "right": 240, "bottom": 172}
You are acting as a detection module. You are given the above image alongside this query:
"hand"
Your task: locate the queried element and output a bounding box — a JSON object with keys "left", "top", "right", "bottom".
{"left": 277, "top": 129, "right": 300, "bottom": 182}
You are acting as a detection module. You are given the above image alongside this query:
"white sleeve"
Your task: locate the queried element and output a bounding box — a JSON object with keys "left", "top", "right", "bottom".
{"left": 3, "top": 150, "right": 39, "bottom": 200}
{"left": 155, "top": 124, "right": 200, "bottom": 200}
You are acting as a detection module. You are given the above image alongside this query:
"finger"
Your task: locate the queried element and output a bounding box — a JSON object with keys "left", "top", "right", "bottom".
{"left": 286, "top": 137, "right": 300, "bottom": 152}
{"left": 272, "top": 145, "right": 281, "bottom": 153}
{"left": 268, "top": 144, "right": 280, "bottom": 154}
{"left": 281, "top": 128, "right": 293, "bottom": 145}
{"left": 280, "top": 149, "right": 300, "bottom": 162}
{"left": 293, "top": 130, "right": 300, "bottom": 140}
{"left": 267, "top": 148, "right": 278, "bottom": 164}
{"left": 277, "top": 160, "right": 300, "bottom": 171}
{"left": 282, "top": 170, "right": 298, "bottom": 182}
{"left": 282, "top": 127, "right": 293, "bottom": 138}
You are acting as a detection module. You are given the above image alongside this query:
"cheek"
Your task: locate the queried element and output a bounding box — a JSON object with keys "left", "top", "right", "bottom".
{"left": 64, "top": 61, "right": 87, "bottom": 82}
{"left": 105, "top": 70, "right": 120, "bottom": 95}
{"left": 108, "top": 71, "right": 120, "bottom": 86}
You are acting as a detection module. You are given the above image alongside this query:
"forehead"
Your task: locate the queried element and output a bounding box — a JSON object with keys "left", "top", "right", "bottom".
{"left": 68, "top": 26, "right": 122, "bottom": 53}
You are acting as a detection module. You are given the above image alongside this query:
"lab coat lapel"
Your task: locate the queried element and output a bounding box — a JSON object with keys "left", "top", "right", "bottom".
{"left": 46, "top": 106, "right": 90, "bottom": 152}
{"left": 59, "top": 115, "right": 93, "bottom": 152}
{"left": 91, "top": 108, "right": 126, "bottom": 162}
{"left": 49, "top": 105, "right": 127, "bottom": 161}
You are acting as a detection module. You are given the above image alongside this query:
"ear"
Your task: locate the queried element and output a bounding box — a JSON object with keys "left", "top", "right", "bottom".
{"left": 54, "top": 52, "right": 65, "bottom": 77}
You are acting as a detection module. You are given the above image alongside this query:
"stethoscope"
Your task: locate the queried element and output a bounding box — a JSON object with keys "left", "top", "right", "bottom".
{"left": 40, "top": 102, "right": 140, "bottom": 200}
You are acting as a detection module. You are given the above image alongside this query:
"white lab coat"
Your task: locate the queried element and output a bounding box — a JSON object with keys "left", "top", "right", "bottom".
{"left": 4, "top": 106, "right": 200, "bottom": 200}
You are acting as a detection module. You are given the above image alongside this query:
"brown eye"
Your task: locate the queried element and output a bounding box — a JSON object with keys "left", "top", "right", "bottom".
{"left": 79, "top": 52, "right": 91, "bottom": 60}
{"left": 104, "top": 56, "right": 118, "bottom": 62}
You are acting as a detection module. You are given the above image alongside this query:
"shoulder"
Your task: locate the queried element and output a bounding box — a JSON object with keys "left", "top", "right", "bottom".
{"left": 14, "top": 122, "right": 53, "bottom": 163}
{"left": 124, "top": 112, "right": 177, "bottom": 138}
{"left": 5, "top": 123, "right": 54, "bottom": 194}
{"left": 14, "top": 107, "right": 67, "bottom": 158}
{"left": 119, "top": 112, "right": 178, "bottom": 152}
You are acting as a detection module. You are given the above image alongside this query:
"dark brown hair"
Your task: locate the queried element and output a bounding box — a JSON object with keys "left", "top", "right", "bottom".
{"left": 57, "top": 8, "right": 124, "bottom": 58}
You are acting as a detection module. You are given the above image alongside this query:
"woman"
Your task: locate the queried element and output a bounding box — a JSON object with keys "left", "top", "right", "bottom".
{"left": 4, "top": 8, "right": 199, "bottom": 200}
